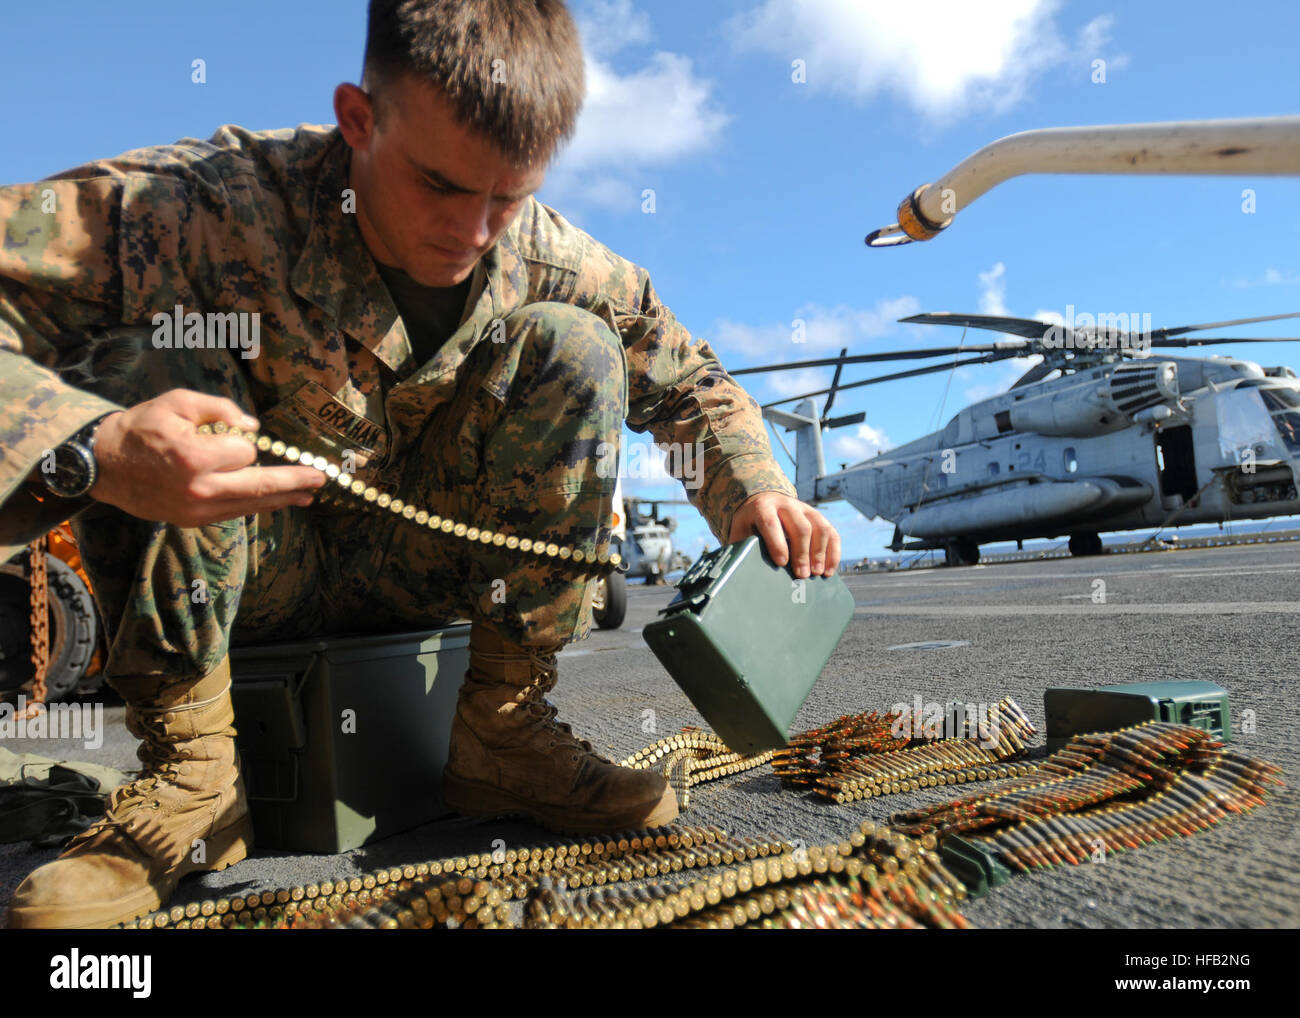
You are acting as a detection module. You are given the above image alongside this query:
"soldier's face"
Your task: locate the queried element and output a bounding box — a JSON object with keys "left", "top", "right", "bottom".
{"left": 335, "top": 76, "right": 545, "bottom": 287}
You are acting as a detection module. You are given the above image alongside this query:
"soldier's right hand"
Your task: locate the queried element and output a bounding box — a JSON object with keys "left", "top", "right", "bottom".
{"left": 89, "top": 390, "right": 326, "bottom": 526}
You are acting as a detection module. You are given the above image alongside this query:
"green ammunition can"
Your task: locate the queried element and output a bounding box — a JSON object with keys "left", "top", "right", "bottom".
{"left": 642, "top": 537, "right": 855, "bottom": 754}
{"left": 229, "top": 625, "right": 469, "bottom": 852}
{"left": 1044, "top": 680, "right": 1232, "bottom": 750}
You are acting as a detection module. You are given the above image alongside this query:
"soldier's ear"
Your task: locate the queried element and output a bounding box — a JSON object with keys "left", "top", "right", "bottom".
{"left": 335, "top": 83, "right": 376, "bottom": 150}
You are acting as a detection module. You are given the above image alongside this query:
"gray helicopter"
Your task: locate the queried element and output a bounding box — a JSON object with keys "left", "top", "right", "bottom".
{"left": 738, "top": 313, "right": 1300, "bottom": 566}
{"left": 736, "top": 115, "right": 1300, "bottom": 566}
{"left": 591, "top": 481, "right": 695, "bottom": 629}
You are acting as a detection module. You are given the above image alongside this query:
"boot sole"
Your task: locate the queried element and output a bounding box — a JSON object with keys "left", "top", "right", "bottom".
{"left": 442, "top": 771, "right": 679, "bottom": 835}
{"left": 6, "top": 813, "right": 254, "bottom": 930}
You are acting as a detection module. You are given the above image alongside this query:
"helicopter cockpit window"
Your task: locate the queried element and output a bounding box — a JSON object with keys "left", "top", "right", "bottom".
{"left": 1217, "top": 388, "right": 1279, "bottom": 462}
{"left": 1274, "top": 412, "right": 1300, "bottom": 455}
{"left": 1259, "top": 387, "right": 1300, "bottom": 412}
{"left": 1063, "top": 447, "right": 1078, "bottom": 473}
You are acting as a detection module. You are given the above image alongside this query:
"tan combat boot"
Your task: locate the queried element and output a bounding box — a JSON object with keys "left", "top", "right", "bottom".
{"left": 6, "top": 657, "right": 252, "bottom": 928}
{"left": 442, "top": 623, "right": 678, "bottom": 834}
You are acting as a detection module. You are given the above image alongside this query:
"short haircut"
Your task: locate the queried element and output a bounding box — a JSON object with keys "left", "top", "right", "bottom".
{"left": 363, "top": 0, "right": 585, "bottom": 167}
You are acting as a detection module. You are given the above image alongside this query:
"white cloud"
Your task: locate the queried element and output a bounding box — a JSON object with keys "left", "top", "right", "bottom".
{"left": 576, "top": 0, "right": 653, "bottom": 56}
{"left": 1079, "top": 14, "right": 1131, "bottom": 75}
{"left": 1078, "top": 13, "right": 1112, "bottom": 52}
{"left": 764, "top": 366, "right": 832, "bottom": 399}
{"left": 1226, "top": 267, "right": 1300, "bottom": 288}
{"left": 978, "top": 261, "right": 1008, "bottom": 316}
{"left": 710, "top": 295, "right": 923, "bottom": 362}
{"left": 730, "top": 0, "right": 1114, "bottom": 120}
{"left": 545, "top": 5, "right": 728, "bottom": 209}
{"left": 560, "top": 53, "right": 729, "bottom": 173}
{"left": 953, "top": 262, "right": 1041, "bottom": 401}
{"left": 831, "top": 422, "right": 891, "bottom": 464}
{"left": 619, "top": 434, "right": 701, "bottom": 494}
{"left": 711, "top": 320, "right": 793, "bottom": 360}
{"left": 960, "top": 358, "right": 1040, "bottom": 403}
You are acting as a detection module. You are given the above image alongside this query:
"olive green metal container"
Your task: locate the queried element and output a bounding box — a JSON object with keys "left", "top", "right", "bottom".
{"left": 228, "top": 625, "right": 470, "bottom": 853}
{"left": 642, "top": 537, "right": 855, "bottom": 755}
{"left": 1044, "top": 680, "right": 1231, "bottom": 750}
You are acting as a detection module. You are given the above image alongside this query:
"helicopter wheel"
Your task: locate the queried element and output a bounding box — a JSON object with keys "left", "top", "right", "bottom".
{"left": 591, "top": 571, "right": 627, "bottom": 630}
{"left": 944, "top": 539, "right": 980, "bottom": 567}
{"left": 1068, "top": 532, "right": 1104, "bottom": 557}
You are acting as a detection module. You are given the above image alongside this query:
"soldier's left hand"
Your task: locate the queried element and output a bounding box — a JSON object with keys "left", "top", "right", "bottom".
{"left": 729, "top": 492, "right": 840, "bottom": 578}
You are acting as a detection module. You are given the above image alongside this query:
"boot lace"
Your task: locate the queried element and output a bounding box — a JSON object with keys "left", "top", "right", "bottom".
{"left": 65, "top": 771, "right": 177, "bottom": 852}
{"left": 520, "top": 699, "right": 607, "bottom": 763}
{"left": 482, "top": 645, "right": 612, "bottom": 766}
{"left": 65, "top": 688, "right": 227, "bottom": 850}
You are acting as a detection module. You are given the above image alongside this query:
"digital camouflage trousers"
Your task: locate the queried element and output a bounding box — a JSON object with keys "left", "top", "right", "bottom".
{"left": 70, "top": 303, "right": 624, "bottom": 681}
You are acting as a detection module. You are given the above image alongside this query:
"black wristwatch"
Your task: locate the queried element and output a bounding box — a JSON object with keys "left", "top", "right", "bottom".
{"left": 41, "top": 414, "right": 114, "bottom": 499}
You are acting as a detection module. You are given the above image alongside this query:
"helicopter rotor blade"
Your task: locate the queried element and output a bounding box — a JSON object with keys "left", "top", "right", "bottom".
{"left": 1147, "top": 335, "right": 1300, "bottom": 348}
{"left": 731, "top": 342, "right": 1019, "bottom": 375}
{"left": 1150, "top": 312, "right": 1300, "bottom": 339}
{"left": 737, "top": 313, "right": 1300, "bottom": 406}
{"left": 824, "top": 411, "right": 868, "bottom": 429}
{"left": 761, "top": 354, "right": 998, "bottom": 408}
{"left": 822, "top": 347, "right": 847, "bottom": 419}
{"left": 899, "top": 312, "right": 1059, "bottom": 340}
{"left": 1010, "top": 359, "right": 1054, "bottom": 388}
{"left": 905, "top": 311, "right": 1300, "bottom": 348}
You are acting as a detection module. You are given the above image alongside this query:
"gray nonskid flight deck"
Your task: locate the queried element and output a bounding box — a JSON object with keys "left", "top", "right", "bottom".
{"left": 1, "top": 542, "right": 1295, "bottom": 929}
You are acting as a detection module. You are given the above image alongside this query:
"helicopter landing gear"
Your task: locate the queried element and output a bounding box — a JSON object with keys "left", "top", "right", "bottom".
{"left": 944, "top": 539, "right": 980, "bottom": 567}
{"left": 591, "top": 571, "right": 627, "bottom": 629}
{"left": 1068, "top": 532, "right": 1104, "bottom": 557}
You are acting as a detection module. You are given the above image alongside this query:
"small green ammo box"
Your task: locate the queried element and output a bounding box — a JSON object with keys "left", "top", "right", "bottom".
{"left": 642, "top": 536, "right": 855, "bottom": 755}
{"left": 228, "top": 625, "right": 470, "bottom": 854}
{"left": 1044, "top": 680, "right": 1231, "bottom": 750}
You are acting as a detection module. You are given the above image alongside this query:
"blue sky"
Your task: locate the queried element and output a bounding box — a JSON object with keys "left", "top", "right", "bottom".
{"left": 4, "top": 0, "right": 1298, "bottom": 562}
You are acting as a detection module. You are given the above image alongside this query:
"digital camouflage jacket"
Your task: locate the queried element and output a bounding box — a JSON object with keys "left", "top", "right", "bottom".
{"left": 0, "top": 124, "right": 794, "bottom": 562}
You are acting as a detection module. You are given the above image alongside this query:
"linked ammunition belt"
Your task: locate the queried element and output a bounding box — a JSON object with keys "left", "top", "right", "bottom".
{"left": 198, "top": 422, "right": 622, "bottom": 574}
{"left": 25, "top": 534, "right": 50, "bottom": 709}
{"left": 623, "top": 699, "right": 1037, "bottom": 808}
{"left": 119, "top": 712, "right": 1280, "bottom": 929}
{"left": 890, "top": 721, "right": 1284, "bottom": 872}
{"left": 124, "top": 821, "right": 973, "bottom": 930}
{"left": 620, "top": 728, "right": 774, "bottom": 809}
{"left": 122, "top": 701, "right": 1029, "bottom": 930}
{"left": 774, "top": 697, "right": 1039, "bottom": 802}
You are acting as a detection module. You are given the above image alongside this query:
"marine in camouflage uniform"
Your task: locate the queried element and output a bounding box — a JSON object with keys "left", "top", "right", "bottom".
{"left": 0, "top": 0, "right": 835, "bottom": 928}
{"left": 0, "top": 122, "right": 801, "bottom": 925}
{"left": 0, "top": 123, "right": 795, "bottom": 674}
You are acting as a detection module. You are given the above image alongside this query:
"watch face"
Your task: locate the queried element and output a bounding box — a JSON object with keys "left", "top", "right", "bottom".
{"left": 45, "top": 441, "right": 95, "bottom": 497}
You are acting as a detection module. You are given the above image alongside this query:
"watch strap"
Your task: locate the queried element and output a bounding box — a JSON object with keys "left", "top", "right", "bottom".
{"left": 43, "top": 413, "right": 113, "bottom": 498}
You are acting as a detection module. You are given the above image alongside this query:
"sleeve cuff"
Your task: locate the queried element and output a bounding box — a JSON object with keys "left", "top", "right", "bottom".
{"left": 697, "top": 452, "right": 798, "bottom": 543}
{"left": 0, "top": 357, "right": 124, "bottom": 554}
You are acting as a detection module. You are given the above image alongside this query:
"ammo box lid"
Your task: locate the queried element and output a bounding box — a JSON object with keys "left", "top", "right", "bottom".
{"left": 230, "top": 624, "right": 471, "bottom": 667}
{"left": 1087, "top": 680, "right": 1229, "bottom": 702}
{"left": 1045, "top": 680, "right": 1229, "bottom": 705}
